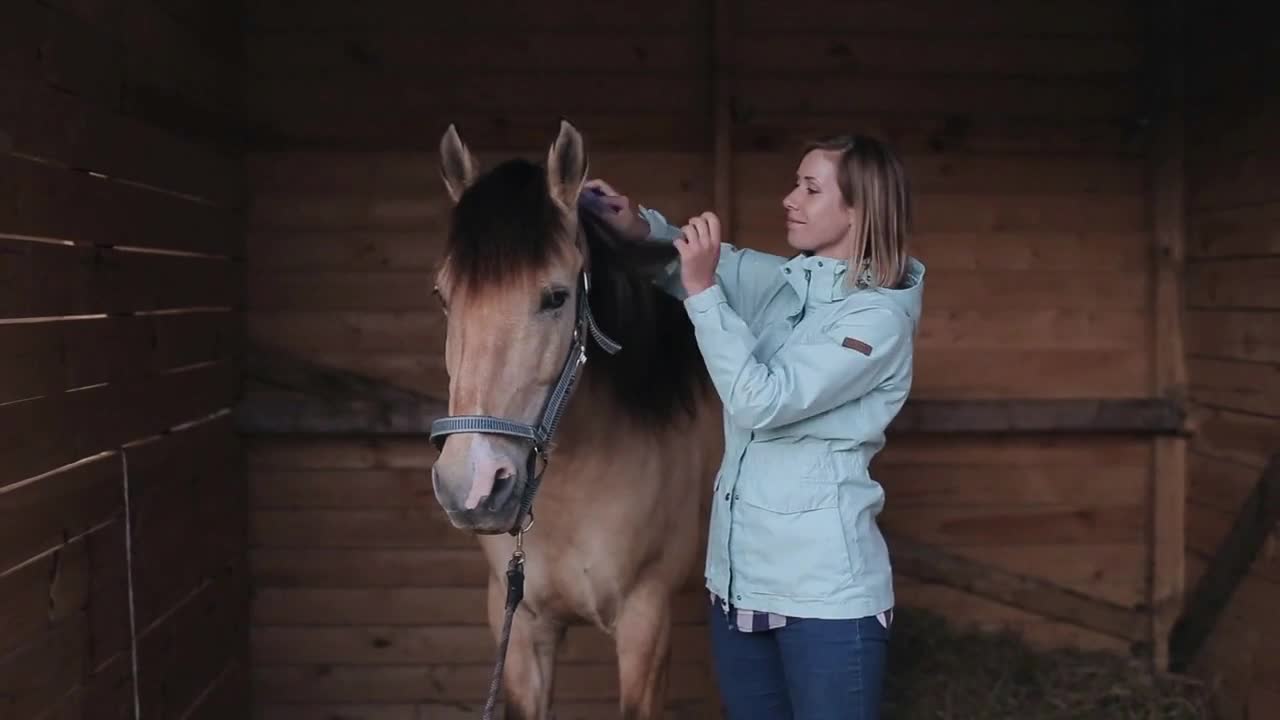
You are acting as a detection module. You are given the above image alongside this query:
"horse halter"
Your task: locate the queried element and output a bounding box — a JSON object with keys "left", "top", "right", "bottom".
{"left": 428, "top": 266, "right": 622, "bottom": 535}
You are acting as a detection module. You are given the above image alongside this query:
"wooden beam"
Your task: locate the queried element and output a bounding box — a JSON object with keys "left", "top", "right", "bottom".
{"left": 886, "top": 398, "right": 1185, "bottom": 435}
{"left": 889, "top": 534, "right": 1150, "bottom": 645}
{"left": 1146, "top": 0, "right": 1190, "bottom": 670}
{"left": 234, "top": 346, "right": 1186, "bottom": 437}
{"left": 233, "top": 344, "right": 445, "bottom": 436}
{"left": 1168, "top": 452, "right": 1280, "bottom": 672}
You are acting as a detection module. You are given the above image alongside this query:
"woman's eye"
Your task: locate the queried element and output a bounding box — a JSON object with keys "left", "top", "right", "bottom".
{"left": 433, "top": 286, "right": 448, "bottom": 313}
{"left": 540, "top": 288, "right": 569, "bottom": 312}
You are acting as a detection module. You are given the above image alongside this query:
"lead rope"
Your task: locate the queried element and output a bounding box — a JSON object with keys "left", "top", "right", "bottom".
{"left": 482, "top": 532, "right": 526, "bottom": 719}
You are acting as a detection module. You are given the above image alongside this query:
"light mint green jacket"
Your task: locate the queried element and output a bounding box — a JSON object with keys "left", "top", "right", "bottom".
{"left": 639, "top": 207, "right": 925, "bottom": 620}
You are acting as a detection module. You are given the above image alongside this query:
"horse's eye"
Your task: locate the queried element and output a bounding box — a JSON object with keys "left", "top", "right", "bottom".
{"left": 540, "top": 288, "right": 570, "bottom": 312}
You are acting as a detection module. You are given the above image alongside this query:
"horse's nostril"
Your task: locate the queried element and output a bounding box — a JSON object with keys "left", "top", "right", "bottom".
{"left": 489, "top": 467, "right": 516, "bottom": 509}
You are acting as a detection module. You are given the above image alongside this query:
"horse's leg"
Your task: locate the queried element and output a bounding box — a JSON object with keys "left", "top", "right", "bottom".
{"left": 486, "top": 574, "right": 564, "bottom": 720}
{"left": 614, "top": 580, "right": 674, "bottom": 720}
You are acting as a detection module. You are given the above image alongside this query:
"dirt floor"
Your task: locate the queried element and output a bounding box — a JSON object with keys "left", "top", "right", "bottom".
{"left": 882, "top": 606, "right": 1215, "bottom": 719}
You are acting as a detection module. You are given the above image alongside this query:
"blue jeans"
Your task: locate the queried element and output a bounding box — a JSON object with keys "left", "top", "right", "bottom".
{"left": 707, "top": 604, "right": 890, "bottom": 719}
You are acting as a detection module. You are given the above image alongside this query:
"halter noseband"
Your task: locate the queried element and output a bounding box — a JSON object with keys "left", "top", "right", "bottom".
{"left": 428, "top": 266, "right": 622, "bottom": 534}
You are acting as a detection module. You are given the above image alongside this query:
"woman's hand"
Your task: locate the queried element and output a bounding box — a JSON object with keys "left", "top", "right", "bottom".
{"left": 676, "top": 212, "right": 721, "bottom": 297}
{"left": 581, "top": 179, "right": 650, "bottom": 242}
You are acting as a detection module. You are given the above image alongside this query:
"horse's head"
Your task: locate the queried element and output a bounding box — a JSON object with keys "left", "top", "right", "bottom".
{"left": 428, "top": 120, "right": 700, "bottom": 535}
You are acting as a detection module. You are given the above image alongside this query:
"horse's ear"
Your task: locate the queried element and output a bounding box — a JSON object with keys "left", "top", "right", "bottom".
{"left": 439, "top": 123, "right": 477, "bottom": 204}
{"left": 546, "top": 119, "right": 588, "bottom": 212}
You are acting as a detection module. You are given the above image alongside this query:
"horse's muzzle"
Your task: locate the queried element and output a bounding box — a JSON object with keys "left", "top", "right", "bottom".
{"left": 431, "top": 464, "right": 524, "bottom": 534}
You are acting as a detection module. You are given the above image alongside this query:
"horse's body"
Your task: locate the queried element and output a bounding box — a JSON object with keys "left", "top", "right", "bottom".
{"left": 428, "top": 121, "right": 723, "bottom": 718}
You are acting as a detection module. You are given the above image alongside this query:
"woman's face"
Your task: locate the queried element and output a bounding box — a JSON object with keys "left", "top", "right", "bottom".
{"left": 782, "top": 149, "right": 855, "bottom": 259}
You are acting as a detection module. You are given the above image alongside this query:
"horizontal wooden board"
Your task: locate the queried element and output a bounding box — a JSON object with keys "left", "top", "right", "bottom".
{"left": 880, "top": 464, "right": 1147, "bottom": 507}
{"left": 135, "top": 568, "right": 250, "bottom": 719}
{"left": 247, "top": 437, "right": 437, "bottom": 471}
{"left": 880, "top": 504, "right": 1146, "bottom": 546}
{"left": 249, "top": 226, "right": 1152, "bottom": 271}
{"left": 0, "top": 615, "right": 89, "bottom": 719}
{"left": 734, "top": 114, "right": 1146, "bottom": 156}
{"left": 1189, "top": 202, "right": 1280, "bottom": 259}
{"left": 252, "top": 623, "right": 709, "bottom": 665}
{"left": 245, "top": 0, "right": 703, "bottom": 30}
{"left": 248, "top": 312, "right": 443, "bottom": 354}
{"left": 923, "top": 270, "right": 1149, "bottom": 310}
{"left": 125, "top": 415, "right": 244, "bottom": 629}
{"left": 1187, "top": 92, "right": 1280, "bottom": 161}
{"left": 0, "top": 239, "right": 240, "bottom": 319}
{"left": 245, "top": 71, "right": 706, "bottom": 123}
{"left": 1187, "top": 310, "right": 1280, "bottom": 364}
{"left": 0, "top": 155, "right": 240, "bottom": 255}
{"left": 248, "top": 150, "right": 709, "bottom": 199}
{"left": 876, "top": 434, "right": 1150, "bottom": 466}
{"left": 0, "top": 454, "right": 121, "bottom": 575}
{"left": 916, "top": 309, "right": 1147, "bottom": 350}
{"left": 734, "top": 73, "right": 1137, "bottom": 119}
{"left": 247, "top": 232, "right": 443, "bottom": 272}
{"left": 254, "top": 497, "right": 1146, "bottom": 550}
{"left": 0, "top": 311, "right": 240, "bottom": 405}
{"left": 118, "top": 0, "right": 240, "bottom": 117}
{"left": 1187, "top": 258, "right": 1280, "bottom": 309}
{"left": 248, "top": 30, "right": 700, "bottom": 73}
{"left": 253, "top": 267, "right": 1149, "bottom": 314}
{"left": 36, "top": 3, "right": 122, "bottom": 107}
{"left": 252, "top": 548, "right": 489, "bottom": 588}
{"left": 740, "top": 193, "right": 1147, "bottom": 236}
{"left": 252, "top": 508, "right": 467, "bottom": 550}
{"left": 737, "top": 151, "right": 1143, "bottom": 195}
{"left": 0, "top": 78, "right": 241, "bottom": 207}
{"left": 246, "top": 112, "right": 709, "bottom": 152}
{"left": 1189, "top": 357, "right": 1280, "bottom": 418}
{"left": 737, "top": 0, "right": 1140, "bottom": 34}
{"left": 1190, "top": 152, "right": 1280, "bottom": 213}
{"left": 0, "top": 536, "right": 89, "bottom": 659}
{"left": 182, "top": 660, "right": 252, "bottom": 720}
{"left": 253, "top": 587, "right": 709, "bottom": 626}
{"left": 1, "top": 521, "right": 130, "bottom": 671}
{"left": 252, "top": 469, "right": 429, "bottom": 509}
{"left": 253, "top": 661, "right": 711, "bottom": 704}
{"left": 0, "top": 362, "right": 239, "bottom": 490}
{"left": 731, "top": 32, "right": 1139, "bottom": 74}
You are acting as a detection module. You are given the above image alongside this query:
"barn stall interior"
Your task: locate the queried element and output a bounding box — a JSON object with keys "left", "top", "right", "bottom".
{"left": 1, "top": 0, "right": 1276, "bottom": 718}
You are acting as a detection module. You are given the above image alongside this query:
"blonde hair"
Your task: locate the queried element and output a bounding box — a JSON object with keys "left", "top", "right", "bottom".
{"left": 803, "top": 134, "right": 911, "bottom": 289}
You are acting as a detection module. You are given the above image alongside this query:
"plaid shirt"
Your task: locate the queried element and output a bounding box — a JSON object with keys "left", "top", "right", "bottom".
{"left": 711, "top": 592, "right": 893, "bottom": 632}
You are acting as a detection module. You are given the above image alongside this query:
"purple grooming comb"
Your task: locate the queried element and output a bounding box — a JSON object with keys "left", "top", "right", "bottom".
{"left": 579, "top": 186, "right": 616, "bottom": 213}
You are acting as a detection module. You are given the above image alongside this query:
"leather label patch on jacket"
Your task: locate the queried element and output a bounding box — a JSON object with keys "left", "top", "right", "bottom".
{"left": 842, "top": 337, "right": 873, "bottom": 356}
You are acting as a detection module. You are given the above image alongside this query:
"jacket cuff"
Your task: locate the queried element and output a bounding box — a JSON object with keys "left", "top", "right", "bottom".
{"left": 684, "top": 284, "right": 726, "bottom": 314}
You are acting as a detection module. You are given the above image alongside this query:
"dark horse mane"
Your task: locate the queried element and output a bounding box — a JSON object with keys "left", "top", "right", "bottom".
{"left": 445, "top": 157, "right": 710, "bottom": 422}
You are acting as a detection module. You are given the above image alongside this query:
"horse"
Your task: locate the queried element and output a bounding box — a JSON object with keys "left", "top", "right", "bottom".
{"left": 427, "top": 119, "right": 724, "bottom": 719}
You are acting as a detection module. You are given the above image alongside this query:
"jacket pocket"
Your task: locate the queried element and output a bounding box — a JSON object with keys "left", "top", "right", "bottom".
{"left": 731, "top": 479, "right": 859, "bottom": 599}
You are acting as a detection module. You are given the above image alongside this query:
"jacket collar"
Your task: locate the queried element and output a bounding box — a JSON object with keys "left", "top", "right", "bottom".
{"left": 780, "top": 253, "right": 871, "bottom": 304}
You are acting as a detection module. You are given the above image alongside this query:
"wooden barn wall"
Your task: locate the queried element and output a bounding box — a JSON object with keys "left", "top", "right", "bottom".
{"left": 241, "top": 1, "right": 1159, "bottom": 718}
{"left": 1181, "top": 1, "right": 1280, "bottom": 717}
{"left": 0, "top": 1, "right": 250, "bottom": 717}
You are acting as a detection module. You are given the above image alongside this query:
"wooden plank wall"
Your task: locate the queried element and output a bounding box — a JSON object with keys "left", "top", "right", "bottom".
{"left": 1181, "top": 1, "right": 1280, "bottom": 717}
{"left": 0, "top": 1, "right": 249, "bottom": 717}
{"left": 241, "top": 1, "right": 1160, "bottom": 717}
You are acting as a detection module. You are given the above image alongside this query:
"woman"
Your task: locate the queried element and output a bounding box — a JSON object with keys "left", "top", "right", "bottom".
{"left": 584, "top": 134, "right": 924, "bottom": 720}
